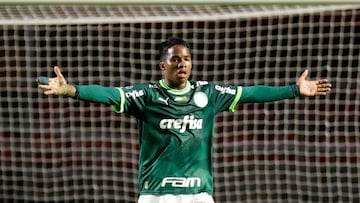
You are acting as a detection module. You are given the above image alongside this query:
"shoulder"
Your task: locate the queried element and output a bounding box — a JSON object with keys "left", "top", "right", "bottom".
{"left": 190, "top": 80, "right": 238, "bottom": 96}
{"left": 189, "top": 80, "right": 215, "bottom": 88}
{"left": 190, "top": 80, "right": 234, "bottom": 91}
{"left": 120, "top": 82, "right": 162, "bottom": 100}
{"left": 122, "top": 81, "right": 160, "bottom": 91}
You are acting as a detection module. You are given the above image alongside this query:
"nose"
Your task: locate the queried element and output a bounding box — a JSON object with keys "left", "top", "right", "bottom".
{"left": 178, "top": 59, "right": 186, "bottom": 68}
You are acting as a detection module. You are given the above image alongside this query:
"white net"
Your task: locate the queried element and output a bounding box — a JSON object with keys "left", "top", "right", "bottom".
{"left": 1, "top": 4, "right": 359, "bottom": 203}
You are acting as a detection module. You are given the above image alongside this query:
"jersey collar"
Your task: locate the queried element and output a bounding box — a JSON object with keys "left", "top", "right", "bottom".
{"left": 159, "top": 79, "right": 191, "bottom": 95}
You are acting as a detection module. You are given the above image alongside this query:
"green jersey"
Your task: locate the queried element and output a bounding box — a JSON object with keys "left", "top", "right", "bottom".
{"left": 73, "top": 79, "right": 299, "bottom": 196}
{"left": 115, "top": 80, "right": 241, "bottom": 195}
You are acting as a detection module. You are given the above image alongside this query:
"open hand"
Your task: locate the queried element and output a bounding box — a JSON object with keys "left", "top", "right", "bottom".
{"left": 296, "top": 69, "right": 332, "bottom": 97}
{"left": 38, "top": 66, "right": 76, "bottom": 97}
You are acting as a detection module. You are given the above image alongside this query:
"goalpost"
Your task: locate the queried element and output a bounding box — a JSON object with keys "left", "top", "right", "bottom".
{"left": 1, "top": 2, "right": 359, "bottom": 202}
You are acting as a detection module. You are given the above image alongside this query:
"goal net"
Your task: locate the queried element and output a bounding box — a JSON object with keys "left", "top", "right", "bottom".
{"left": 1, "top": 4, "right": 359, "bottom": 203}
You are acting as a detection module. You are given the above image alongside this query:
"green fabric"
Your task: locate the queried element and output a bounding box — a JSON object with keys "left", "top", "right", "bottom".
{"left": 71, "top": 82, "right": 300, "bottom": 196}
{"left": 159, "top": 79, "right": 191, "bottom": 95}
{"left": 239, "top": 84, "right": 299, "bottom": 104}
{"left": 229, "top": 86, "right": 242, "bottom": 112}
{"left": 119, "top": 81, "right": 239, "bottom": 195}
{"left": 73, "top": 84, "right": 121, "bottom": 105}
{"left": 73, "top": 83, "right": 300, "bottom": 106}
{"left": 72, "top": 81, "right": 240, "bottom": 195}
{"left": 112, "top": 88, "right": 125, "bottom": 113}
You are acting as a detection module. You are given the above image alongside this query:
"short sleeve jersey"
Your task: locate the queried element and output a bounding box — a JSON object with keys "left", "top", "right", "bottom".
{"left": 114, "top": 79, "right": 241, "bottom": 195}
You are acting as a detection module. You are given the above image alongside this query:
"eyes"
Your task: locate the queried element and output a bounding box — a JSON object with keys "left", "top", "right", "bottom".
{"left": 171, "top": 56, "right": 191, "bottom": 63}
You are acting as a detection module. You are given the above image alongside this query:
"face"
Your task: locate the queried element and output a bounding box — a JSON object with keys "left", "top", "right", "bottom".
{"left": 160, "top": 45, "right": 192, "bottom": 90}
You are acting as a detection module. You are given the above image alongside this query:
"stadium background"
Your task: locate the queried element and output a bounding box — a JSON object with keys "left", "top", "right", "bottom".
{"left": 1, "top": 3, "right": 359, "bottom": 202}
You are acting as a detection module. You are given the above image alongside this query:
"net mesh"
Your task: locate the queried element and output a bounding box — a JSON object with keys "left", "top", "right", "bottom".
{"left": 1, "top": 4, "right": 360, "bottom": 203}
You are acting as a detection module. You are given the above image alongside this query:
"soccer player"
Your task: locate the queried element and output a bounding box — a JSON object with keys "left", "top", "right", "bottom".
{"left": 38, "top": 37, "right": 331, "bottom": 203}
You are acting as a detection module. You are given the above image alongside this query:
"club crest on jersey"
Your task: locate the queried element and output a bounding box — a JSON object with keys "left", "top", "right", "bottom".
{"left": 193, "top": 92, "right": 208, "bottom": 108}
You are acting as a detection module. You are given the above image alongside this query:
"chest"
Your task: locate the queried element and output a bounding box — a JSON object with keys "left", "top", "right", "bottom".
{"left": 146, "top": 89, "right": 211, "bottom": 117}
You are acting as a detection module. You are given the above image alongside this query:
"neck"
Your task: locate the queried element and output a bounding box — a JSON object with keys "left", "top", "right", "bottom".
{"left": 163, "top": 79, "right": 188, "bottom": 90}
{"left": 160, "top": 79, "right": 191, "bottom": 95}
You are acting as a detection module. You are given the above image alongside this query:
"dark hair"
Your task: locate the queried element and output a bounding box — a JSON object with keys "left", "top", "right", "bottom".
{"left": 158, "top": 37, "right": 191, "bottom": 60}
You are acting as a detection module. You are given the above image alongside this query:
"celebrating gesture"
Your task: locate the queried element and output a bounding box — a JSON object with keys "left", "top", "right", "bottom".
{"left": 39, "top": 67, "right": 331, "bottom": 98}
{"left": 38, "top": 37, "right": 331, "bottom": 203}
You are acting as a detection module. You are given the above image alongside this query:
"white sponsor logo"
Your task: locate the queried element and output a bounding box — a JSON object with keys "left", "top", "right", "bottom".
{"left": 149, "top": 84, "right": 159, "bottom": 89}
{"left": 215, "top": 85, "right": 236, "bottom": 95}
{"left": 196, "top": 81, "right": 208, "bottom": 86}
{"left": 125, "top": 90, "right": 144, "bottom": 99}
{"left": 159, "top": 115, "right": 203, "bottom": 133}
{"left": 161, "top": 177, "right": 201, "bottom": 188}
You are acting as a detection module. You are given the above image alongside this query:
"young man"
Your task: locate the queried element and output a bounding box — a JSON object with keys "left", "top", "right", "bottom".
{"left": 38, "top": 37, "right": 331, "bottom": 203}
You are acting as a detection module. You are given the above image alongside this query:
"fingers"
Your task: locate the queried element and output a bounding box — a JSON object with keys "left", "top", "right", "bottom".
{"left": 38, "top": 66, "right": 62, "bottom": 95}
{"left": 299, "top": 69, "right": 309, "bottom": 80}
{"left": 38, "top": 84, "right": 49, "bottom": 89}
{"left": 38, "top": 84, "right": 54, "bottom": 95}
{"left": 315, "top": 80, "right": 332, "bottom": 95}
{"left": 297, "top": 69, "right": 309, "bottom": 87}
{"left": 316, "top": 79, "right": 332, "bottom": 89}
{"left": 318, "top": 87, "right": 332, "bottom": 93}
{"left": 44, "top": 89, "right": 55, "bottom": 95}
{"left": 318, "top": 84, "right": 332, "bottom": 89}
{"left": 316, "top": 91, "right": 330, "bottom": 96}
{"left": 316, "top": 79, "right": 328, "bottom": 83}
{"left": 54, "top": 66, "right": 64, "bottom": 79}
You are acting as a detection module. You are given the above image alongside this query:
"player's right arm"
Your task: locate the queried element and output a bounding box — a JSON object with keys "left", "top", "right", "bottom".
{"left": 38, "top": 66, "right": 121, "bottom": 106}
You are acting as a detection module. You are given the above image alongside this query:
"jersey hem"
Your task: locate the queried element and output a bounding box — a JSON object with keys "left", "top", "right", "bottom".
{"left": 139, "top": 189, "right": 214, "bottom": 196}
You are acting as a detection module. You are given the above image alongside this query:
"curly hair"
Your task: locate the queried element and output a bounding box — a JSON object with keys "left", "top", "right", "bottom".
{"left": 158, "top": 37, "right": 191, "bottom": 60}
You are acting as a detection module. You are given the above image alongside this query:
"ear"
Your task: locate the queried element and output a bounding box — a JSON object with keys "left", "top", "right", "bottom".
{"left": 159, "top": 62, "right": 165, "bottom": 70}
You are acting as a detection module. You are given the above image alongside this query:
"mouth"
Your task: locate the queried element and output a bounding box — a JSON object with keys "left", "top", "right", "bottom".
{"left": 177, "top": 70, "right": 187, "bottom": 78}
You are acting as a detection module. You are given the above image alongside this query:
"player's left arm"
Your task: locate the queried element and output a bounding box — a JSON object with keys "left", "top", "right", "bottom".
{"left": 238, "top": 69, "right": 331, "bottom": 104}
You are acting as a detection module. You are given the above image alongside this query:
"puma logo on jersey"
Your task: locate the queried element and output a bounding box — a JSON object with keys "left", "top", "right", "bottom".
{"left": 158, "top": 97, "right": 169, "bottom": 105}
{"left": 159, "top": 115, "right": 203, "bottom": 133}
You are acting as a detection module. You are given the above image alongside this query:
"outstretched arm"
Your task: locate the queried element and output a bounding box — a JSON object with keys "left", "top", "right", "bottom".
{"left": 38, "top": 66, "right": 121, "bottom": 106}
{"left": 238, "top": 69, "right": 332, "bottom": 104}
{"left": 38, "top": 66, "right": 76, "bottom": 97}
{"left": 297, "top": 69, "right": 332, "bottom": 97}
